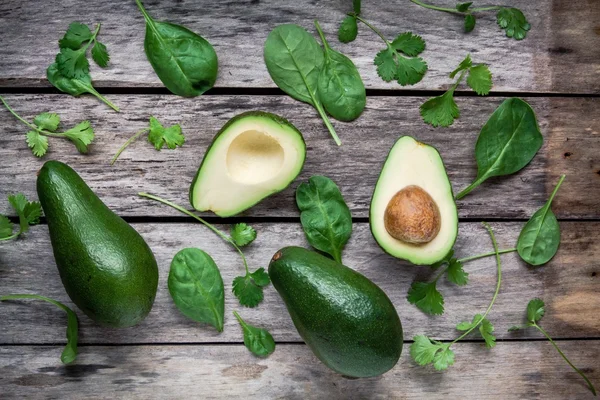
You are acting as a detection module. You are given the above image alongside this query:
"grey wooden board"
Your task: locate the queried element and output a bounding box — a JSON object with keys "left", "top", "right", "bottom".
{"left": 0, "top": 0, "right": 599, "bottom": 93}
{"left": 1, "top": 341, "right": 598, "bottom": 399}
{"left": 1, "top": 94, "right": 598, "bottom": 219}
{"left": 1, "top": 221, "right": 598, "bottom": 344}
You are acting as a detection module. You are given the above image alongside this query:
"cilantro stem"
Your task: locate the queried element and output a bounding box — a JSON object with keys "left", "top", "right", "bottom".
{"left": 533, "top": 322, "right": 597, "bottom": 396}
{"left": 0, "top": 95, "right": 70, "bottom": 138}
{"left": 457, "top": 247, "right": 517, "bottom": 263}
{"left": 84, "top": 85, "right": 120, "bottom": 112}
{"left": 137, "top": 192, "right": 250, "bottom": 274}
{"left": 0, "top": 232, "right": 19, "bottom": 241}
{"left": 111, "top": 128, "right": 150, "bottom": 165}
{"left": 82, "top": 24, "right": 102, "bottom": 54}
{"left": 354, "top": 15, "right": 390, "bottom": 45}
{"left": 410, "top": 0, "right": 501, "bottom": 14}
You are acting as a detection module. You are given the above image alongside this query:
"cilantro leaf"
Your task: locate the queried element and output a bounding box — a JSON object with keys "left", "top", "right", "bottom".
{"left": 7, "top": 194, "right": 41, "bottom": 235}
{"left": 233, "top": 268, "right": 270, "bottom": 308}
{"left": 407, "top": 281, "right": 444, "bottom": 315}
{"left": 456, "top": 2, "right": 472, "bottom": 12}
{"left": 374, "top": 48, "right": 397, "bottom": 82}
{"left": 391, "top": 32, "right": 425, "bottom": 57}
{"left": 420, "top": 89, "right": 459, "bottom": 127}
{"left": 449, "top": 54, "right": 472, "bottom": 78}
{"left": 250, "top": 268, "right": 270, "bottom": 287}
{"left": 91, "top": 41, "right": 110, "bottom": 68}
{"left": 526, "top": 298, "right": 545, "bottom": 323}
{"left": 56, "top": 47, "right": 90, "bottom": 80}
{"left": 63, "top": 121, "right": 95, "bottom": 153}
{"left": 148, "top": 117, "right": 185, "bottom": 150}
{"left": 464, "top": 14, "right": 476, "bottom": 32}
{"left": 230, "top": 223, "right": 257, "bottom": 247}
{"left": 467, "top": 64, "right": 493, "bottom": 95}
{"left": 59, "top": 22, "right": 93, "bottom": 49}
{"left": 26, "top": 131, "right": 49, "bottom": 157}
{"left": 33, "top": 113, "right": 60, "bottom": 132}
{"left": 446, "top": 258, "right": 468, "bottom": 286}
{"left": 479, "top": 317, "right": 496, "bottom": 348}
{"left": 396, "top": 56, "right": 428, "bottom": 86}
{"left": 433, "top": 345, "right": 455, "bottom": 370}
{"left": 338, "top": 16, "right": 358, "bottom": 43}
{"left": 0, "top": 215, "right": 14, "bottom": 239}
{"left": 496, "top": 7, "right": 530, "bottom": 40}
{"left": 410, "top": 335, "right": 455, "bottom": 371}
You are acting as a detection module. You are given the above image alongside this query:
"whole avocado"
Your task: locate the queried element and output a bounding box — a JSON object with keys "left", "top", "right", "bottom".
{"left": 268, "top": 246, "right": 403, "bottom": 377}
{"left": 37, "top": 161, "right": 159, "bottom": 327}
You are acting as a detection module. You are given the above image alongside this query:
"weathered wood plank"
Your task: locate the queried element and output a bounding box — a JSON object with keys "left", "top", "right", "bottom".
{"left": 1, "top": 94, "right": 598, "bottom": 219}
{"left": 1, "top": 341, "right": 598, "bottom": 399}
{"left": 1, "top": 221, "right": 598, "bottom": 344}
{"left": 0, "top": 0, "right": 598, "bottom": 93}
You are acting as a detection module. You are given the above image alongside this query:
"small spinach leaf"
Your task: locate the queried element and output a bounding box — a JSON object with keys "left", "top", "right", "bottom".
{"left": 233, "top": 311, "right": 276, "bottom": 357}
{"left": 517, "top": 175, "right": 565, "bottom": 266}
{"left": 296, "top": 176, "right": 352, "bottom": 263}
{"left": 168, "top": 248, "right": 225, "bottom": 332}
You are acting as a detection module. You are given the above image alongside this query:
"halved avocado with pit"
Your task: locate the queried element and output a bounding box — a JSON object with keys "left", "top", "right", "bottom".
{"left": 190, "top": 111, "right": 306, "bottom": 217}
{"left": 370, "top": 136, "right": 458, "bottom": 265}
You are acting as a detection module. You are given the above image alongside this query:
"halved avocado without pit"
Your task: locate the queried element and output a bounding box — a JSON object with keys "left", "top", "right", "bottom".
{"left": 370, "top": 136, "right": 458, "bottom": 265}
{"left": 190, "top": 111, "right": 306, "bottom": 217}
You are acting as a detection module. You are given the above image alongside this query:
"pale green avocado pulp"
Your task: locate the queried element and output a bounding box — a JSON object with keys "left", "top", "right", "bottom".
{"left": 190, "top": 111, "right": 306, "bottom": 217}
{"left": 370, "top": 136, "right": 458, "bottom": 265}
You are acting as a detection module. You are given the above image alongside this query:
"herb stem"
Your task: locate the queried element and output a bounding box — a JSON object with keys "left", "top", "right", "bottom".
{"left": 0, "top": 95, "right": 41, "bottom": 132}
{"left": 134, "top": 0, "right": 152, "bottom": 22}
{"left": 547, "top": 174, "right": 566, "bottom": 205}
{"left": 315, "top": 102, "right": 341, "bottom": 146}
{"left": 137, "top": 193, "right": 250, "bottom": 273}
{"left": 314, "top": 20, "right": 331, "bottom": 55}
{"left": 410, "top": 0, "right": 462, "bottom": 14}
{"left": 455, "top": 175, "right": 487, "bottom": 200}
{"left": 85, "top": 85, "right": 120, "bottom": 112}
{"left": 0, "top": 233, "right": 19, "bottom": 241}
{"left": 81, "top": 24, "right": 102, "bottom": 54}
{"left": 111, "top": 128, "right": 149, "bottom": 165}
{"left": 233, "top": 310, "right": 247, "bottom": 328}
{"left": 0, "top": 294, "right": 70, "bottom": 313}
{"left": 533, "top": 322, "right": 597, "bottom": 396}
{"left": 457, "top": 248, "right": 517, "bottom": 263}
{"left": 354, "top": 15, "right": 390, "bottom": 45}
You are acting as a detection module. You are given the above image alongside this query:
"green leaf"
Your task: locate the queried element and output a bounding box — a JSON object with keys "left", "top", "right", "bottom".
{"left": 446, "top": 258, "right": 468, "bottom": 286}
{"left": 391, "top": 32, "right": 426, "bottom": 57}
{"left": 0, "top": 294, "right": 79, "bottom": 364}
{"left": 433, "top": 345, "right": 455, "bottom": 370}
{"left": 26, "top": 130, "right": 49, "bottom": 157}
{"left": 508, "top": 325, "right": 524, "bottom": 332}
{"left": 33, "top": 112, "right": 60, "bottom": 131}
{"left": 467, "top": 64, "right": 493, "bottom": 95}
{"left": 526, "top": 298, "right": 545, "bottom": 323}
{"left": 352, "top": 0, "right": 361, "bottom": 14}
{"left": 0, "top": 215, "right": 14, "bottom": 239}
{"left": 479, "top": 317, "right": 496, "bottom": 348}
{"left": 456, "top": 98, "right": 543, "bottom": 199}
{"left": 449, "top": 54, "right": 472, "bottom": 78}
{"left": 464, "top": 14, "right": 476, "bottom": 32}
{"left": 234, "top": 311, "right": 276, "bottom": 357}
{"left": 456, "top": 2, "right": 473, "bottom": 12}
{"left": 147, "top": 116, "right": 184, "bottom": 150}
{"left": 410, "top": 335, "right": 455, "bottom": 371}
{"left": 56, "top": 47, "right": 90, "bottom": 80}
{"left": 395, "top": 55, "right": 428, "bottom": 86}
{"left": 91, "top": 41, "right": 110, "bottom": 68}
{"left": 232, "top": 274, "right": 264, "bottom": 308}
{"left": 338, "top": 15, "right": 358, "bottom": 43}
{"left": 407, "top": 281, "right": 444, "bottom": 315}
{"left": 168, "top": 248, "right": 225, "bottom": 332}
{"left": 230, "top": 223, "right": 257, "bottom": 247}
{"left": 63, "top": 121, "right": 95, "bottom": 153}
{"left": 497, "top": 7, "right": 530, "bottom": 40}
{"left": 250, "top": 268, "right": 270, "bottom": 287}
{"left": 59, "top": 22, "right": 93, "bottom": 49}
{"left": 517, "top": 176, "right": 564, "bottom": 266}
{"left": 296, "top": 176, "right": 352, "bottom": 263}
{"left": 8, "top": 194, "right": 41, "bottom": 234}
{"left": 420, "top": 89, "right": 459, "bottom": 127}
{"left": 374, "top": 48, "right": 397, "bottom": 82}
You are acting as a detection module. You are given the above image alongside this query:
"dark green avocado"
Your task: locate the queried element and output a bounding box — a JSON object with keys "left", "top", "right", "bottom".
{"left": 37, "top": 161, "right": 159, "bottom": 328}
{"left": 268, "top": 246, "right": 403, "bottom": 377}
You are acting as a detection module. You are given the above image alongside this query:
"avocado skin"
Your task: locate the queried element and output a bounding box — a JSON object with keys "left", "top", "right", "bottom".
{"left": 37, "top": 161, "right": 159, "bottom": 328}
{"left": 269, "top": 246, "right": 403, "bottom": 377}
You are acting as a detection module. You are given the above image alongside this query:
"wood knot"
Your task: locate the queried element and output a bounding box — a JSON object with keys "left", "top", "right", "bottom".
{"left": 563, "top": 152, "right": 572, "bottom": 158}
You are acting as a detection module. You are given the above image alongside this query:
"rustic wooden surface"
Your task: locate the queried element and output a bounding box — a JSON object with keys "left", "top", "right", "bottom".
{"left": 1, "top": 0, "right": 599, "bottom": 398}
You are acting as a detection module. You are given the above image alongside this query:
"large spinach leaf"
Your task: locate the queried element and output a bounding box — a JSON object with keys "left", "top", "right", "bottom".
{"left": 168, "top": 248, "right": 225, "bottom": 332}
{"left": 296, "top": 175, "right": 352, "bottom": 263}
{"left": 314, "top": 20, "right": 366, "bottom": 122}
{"left": 135, "top": 0, "right": 218, "bottom": 97}
{"left": 517, "top": 175, "right": 565, "bottom": 266}
{"left": 456, "top": 98, "right": 543, "bottom": 199}
{"left": 264, "top": 24, "right": 341, "bottom": 145}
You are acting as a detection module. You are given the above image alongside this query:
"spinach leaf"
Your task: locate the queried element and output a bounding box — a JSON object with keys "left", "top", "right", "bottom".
{"left": 135, "top": 0, "right": 218, "bottom": 97}
{"left": 264, "top": 24, "right": 341, "bottom": 146}
{"left": 47, "top": 63, "right": 119, "bottom": 112}
{"left": 296, "top": 175, "right": 352, "bottom": 263}
{"left": 314, "top": 20, "right": 366, "bottom": 122}
{"left": 517, "top": 175, "right": 565, "bottom": 266}
{"left": 233, "top": 311, "right": 276, "bottom": 357}
{"left": 168, "top": 248, "right": 225, "bottom": 332}
{"left": 456, "top": 98, "right": 543, "bottom": 199}
{"left": 1, "top": 294, "right": 78, "bottom": 364}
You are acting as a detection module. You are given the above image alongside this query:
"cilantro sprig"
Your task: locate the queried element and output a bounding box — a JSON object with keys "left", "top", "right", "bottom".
{"left": 410, "top": 0, "right": 530, "bottom": 40}
{"left": 509, "top": 299, "right": 597, "bottom": 396}
{"left": 0, "top": 96, "right": 95, "bottom": 157}
{"left": 138, "top": 193, "right": 270, "bottom": 308}
{"left": 410, "top": 222, "right": 503, "bottom": 370}
{"left": 420, "top": 54, "right": 492, "bottom": 127}
{"left": 0, "top": 194, "right": 42, "bottom": 241}
{"left": 111, "top": 117, "right": 184, "bottom": 164}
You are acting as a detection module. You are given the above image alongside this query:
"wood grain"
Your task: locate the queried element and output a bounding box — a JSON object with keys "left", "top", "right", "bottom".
{"left": 0, "top": 0, "right": 598, "bottom": 93}
{"left": 1, "top": 221, "right": 598, "bottom": 344}
{"left": 1, "top": 94, "right": 598, "bottom": 219}
{"left": 1, "top": 341, "right": 598, "bottom": 399}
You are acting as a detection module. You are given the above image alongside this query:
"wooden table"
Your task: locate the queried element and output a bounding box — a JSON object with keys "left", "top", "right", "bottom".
{"left": 1, "top": 0, "right": 599, "bottom": 398}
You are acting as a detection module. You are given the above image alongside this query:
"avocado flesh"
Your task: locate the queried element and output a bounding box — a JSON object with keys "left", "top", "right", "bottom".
{"left": 37, "top": 161, "right": 159, "bottom": 328}
{"left": 190, "top": 111, "right": 306, "bottom": 217}
{"left": 269, "top": 246, "right": 403, "bottom": 378}
{"left": 370, "top": 136, "right": 458, "bottom": 265}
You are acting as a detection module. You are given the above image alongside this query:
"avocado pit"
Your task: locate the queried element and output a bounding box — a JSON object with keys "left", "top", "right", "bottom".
{"left": 384, "top": 185, "right": 441, "bottom": 244}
